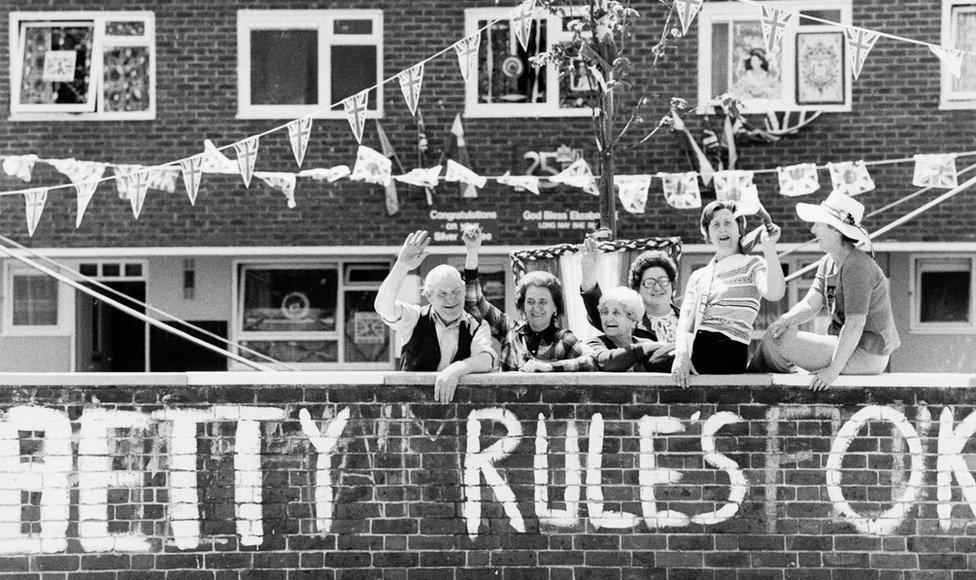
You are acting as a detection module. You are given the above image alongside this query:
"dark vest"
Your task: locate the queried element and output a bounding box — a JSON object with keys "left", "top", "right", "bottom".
{"left": 400, "top": 306, "right": 474, "bottom": 371}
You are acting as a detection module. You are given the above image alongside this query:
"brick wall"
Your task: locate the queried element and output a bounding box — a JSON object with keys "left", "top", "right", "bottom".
{"left": 0, "top": 372, "right": 975, "bottom": 578}
{"left": 0, "top": 0, "right": 973, "bottom": 249}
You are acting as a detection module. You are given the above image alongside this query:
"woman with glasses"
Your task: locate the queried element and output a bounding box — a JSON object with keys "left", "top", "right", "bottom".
{"left": 580, "top": 238, "right": 679, "bottom": 372}
{"left": 587, "top": 287, "right": 666, "bottom": 372}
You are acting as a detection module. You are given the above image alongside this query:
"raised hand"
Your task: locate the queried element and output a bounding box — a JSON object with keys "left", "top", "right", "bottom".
{"left": 580, "top": 235, "right": 600, "bottom": 291}
{"left": 397, "top": 230, "right": 430, "bottom": 270}
{"left": 462, "top": 225, "right": 483, "bottom": 250}
{"left": 760, "top": 223, "right": 782, "bottom": 250}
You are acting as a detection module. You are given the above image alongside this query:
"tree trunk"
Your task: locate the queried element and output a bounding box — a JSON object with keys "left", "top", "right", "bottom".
{"left": 598, "top": 70, "right": 616, "bottom": 239}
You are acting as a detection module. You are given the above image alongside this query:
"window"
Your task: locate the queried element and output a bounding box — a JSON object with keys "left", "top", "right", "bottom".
{"left": 463, "top": 7, "right": 597, "bottom": 118}
{"left": 697, "top": 0, "right": 852, "bottom": 114}
{"left": 234, "top": 261, "right": 391, "bottom": 369}
{"left": 2, "top": 264, "right": 72, "bottom": 336}
{"left": 940, "top": 1, "right": 976, "bottom": 109}
{"left": 9, "top": 12, "right": 155, "bottom": 120}
{"left": 911, "top": 256, "right": 975, "bottom": 332}
{"left": 237, "top": 10, "right": 383, "bottom": 119}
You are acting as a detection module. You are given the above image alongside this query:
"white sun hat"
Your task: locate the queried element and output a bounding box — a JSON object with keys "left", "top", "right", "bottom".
{"left": 796, "top": 190, "right": 870, "bottom": 246}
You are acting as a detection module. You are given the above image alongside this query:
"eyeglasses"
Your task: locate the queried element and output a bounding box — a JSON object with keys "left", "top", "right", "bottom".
{"left": 640, "top": 277, "right": 672, "bottom": 290}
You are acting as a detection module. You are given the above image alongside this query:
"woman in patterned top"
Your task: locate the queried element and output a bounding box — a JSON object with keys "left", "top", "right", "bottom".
{"left": 461, "top": 226, "right": 595, "bottom": 372}
{"left": 587, "top": 287, "right": 670, "bottom": 372}
{"left": 671, "top": 200, "right": 785, "bottom": 387}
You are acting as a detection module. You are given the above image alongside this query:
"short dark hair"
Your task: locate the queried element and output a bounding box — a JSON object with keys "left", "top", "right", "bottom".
{"left": 515, "top": 271, "right": 565, "bottom": 315}
{"left": 628, "top": 250, "right": 678, "bottom": 290}
{"left": 700, "top": 200, "right": 747, "bottom": 252}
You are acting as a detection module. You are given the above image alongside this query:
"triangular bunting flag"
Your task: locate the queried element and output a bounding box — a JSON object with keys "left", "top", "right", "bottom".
{"left": 713, "top": 170, "right": 756, "bottom": 203}
{"left": 350, "top": 146, "right": 393, "bottom": 186}
{"left": 375, "top": 121, "right": 400, "bottom": 215}
{"left": 343, "top": 91, "right": 369, "bottom": 144}
{"left": 660, "top": 172, "right": 702, "bottom": 209}
{"left": 395, "top": 166, "right": 442, "bottom": 188}
{"left": 2, "top": 154, "right": 39, "bottom": 182}
{"left": 297, "top": 166, "right": 351, "bottom": 182}
{"left": 397, "top": 64, "right": 424, "bottom": 117}
{"left": 930, "top": 45, "right": 965, "bottom": 79}
{"left": 234, "top": 137, "right": 259, "bottom": 188}
{"left": 50, "top": 159, "right": 106, "bottom": 228}
{"left": 201, "top": 140, "right": 239, "bottom": 174}
{"left": 614, "top": 175, "right": 651, "bottom": 214}
{"left": 913, "top": 153, "right": 958, "bottom": 189}
{"left": 550, "top": 159, "right": 599, "bottom": 196}
{"left": 454, "top": 34, "right": 481, "bottom": 82}
{"left": 23, "top": 187, "right": 48, "bottom": 237}
{"left": 510, "top": 0, "right": 537, "bottom": 52}
{"left": 827, "top": 161, "right": 875, "bottom": 196}
{"left": 777, "top": 163, "right": 820, "bottom": 197}
{"left": 444, "top": 159, "right": 487, "bottom": 190}
{"left": 114, "top": 164, "right": 143, "bottom": 199}
{"left": 287, "top": 117, "right": 313, "bottom": 167}
{"left": 146, "top": 167, "right": 178, "bottom": 193}
{"left": 497, "top": 171, "right": 540, "bottom": 195}
{"left": 180, "top": 155, "right": 205, "bottom": 205}
{"left": 760, "top": 5, "right": 794, "bottom": 56}
{"left": 258, "top": 173, "right": 298, "bottom": 208}
{"left": 675, "top": 0, "right": 704, "bottom": 37}
{"left": 449, "top": 114, "right": 478, "bottom": 198}
{"left": 123, "top": 169, "right": 150, "bottom": 219}
{"left": 845, "top": 27, "right": 879, "bottom": 80}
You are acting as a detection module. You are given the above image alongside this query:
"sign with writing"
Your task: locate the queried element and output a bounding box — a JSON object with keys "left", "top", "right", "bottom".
{"left": 427, "top": 209, "right": 497, "bottom": 244}
{"left": 352, "top": 311, "right": 385, "bottom": 345}
{"left": 522, "top": 209, "right": 600, "bottom": 231}
{"left": 42, "top": 51, "right": 77, "bottom": 82}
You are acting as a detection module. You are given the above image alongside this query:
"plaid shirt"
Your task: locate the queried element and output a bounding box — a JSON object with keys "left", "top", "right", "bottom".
{"left": 464, "top": 269, "right": 596, "bottom": 372}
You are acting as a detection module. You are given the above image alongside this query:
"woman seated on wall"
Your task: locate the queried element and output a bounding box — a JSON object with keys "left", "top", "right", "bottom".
{"left": 579, "top": 236, "right": 679, "bottom": 372}
{"left": 750, "top": 192, "right": 900, "bottom": 391}
{"left": 587, "top": 286, "right": 668, "bottom": 371}
{"left": 672, "top": 200, "right": 785, "bottom": 387}
{"left": 461, "top": 226, "right": 596, "bottom": 372}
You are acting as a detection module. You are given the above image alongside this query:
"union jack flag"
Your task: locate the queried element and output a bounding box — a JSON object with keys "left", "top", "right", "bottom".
{"left": 845, "top": 27, "right": 879, "bottom": 80}
{"left": 342, "top": 92, "right": 369, "bottom": 144}
{"left": 675, "top": 0, "right": 704, "bottom": 37}
{"left": 287, "top": 117, "right": 313, "bottom": 168}
{"left": 23, "top": 187, "right": 48, "bottom": 237}
{"left": 234, "top": 137, "right": 260, "bottom": 188}
{"left": 397, "top": 64, "right": 424, "bottom": 117}
{"left": 760, "top": 6, "right": 794, "bottom": 55}
{"left": 180, "top": 155, "right": 204, "bottom": 205}
{"left": 510, "top": 0, "right": 536, "bottom": 52}
{"left": 454, "top": 34, "right": 481, "bottom": 82}
{"left": 661, "top": 172, "right": 702, "bottom": 209}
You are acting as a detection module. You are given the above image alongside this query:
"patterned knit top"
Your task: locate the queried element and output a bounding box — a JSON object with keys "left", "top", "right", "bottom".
{"left": 690, "top": 254, "right": 768, "bottom": 345}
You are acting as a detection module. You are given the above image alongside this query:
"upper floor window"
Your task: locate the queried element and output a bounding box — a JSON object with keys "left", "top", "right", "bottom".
{"left": 237, "top": 10, "right": 383, "bottom": 120}
{"left": 911, "top": 256, "right": 975, "bottom": 333}
{"left": 463, "top": 7, "right": 597, "bottom": 118}
{"left": 940, "top": 0, "right": 976, "bottom": 109}
{"left": 9, "top": 12, "right": 155, "bottom": 120}
{"left": 697, "top": 0, "right": 852, "bottom": 114}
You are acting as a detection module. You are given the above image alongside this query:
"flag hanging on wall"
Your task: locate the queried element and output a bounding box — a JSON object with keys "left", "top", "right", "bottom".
{"left": 449, "top": 115, "right": 478, "bottom": 198}
{"left": 675, "top": 0, "right": 704, "bottom": 37}
{"left": 444, "top": 159, "right": 487, "bottom": 192}
{"left": 395, "top": 166, "right": 442, "bottom": 188}
{"left": 123, "top": 169, "right": 150, "bottom": 219}
{"left": 828, "top": 160, "right": 875, "bottom": 195}
{"left": 760, "top": 5, "right": 794, "bottom": 55}
{"left": 23, "top": 187, "right": 48, "bottom": 237}
{"left": 912, "top": 153, "right": 958, "bottom": 188}
{"left": 351, "top": 146, "right": 393, "bottom": 186}
{"left": 661, "top": 172, "right": 702, "bottom": 209}
{"left": 397, "top": 64, "right": 424, "bottom": 117}
{"left": 343, "top": 91, "right": 369, "bottom": 144}
{"left": 777, "top": 163, "right": 820, "bottom": 197}
{"left": 551, "top": 159, "right": 599, "bottom": 196}
{"left": 454, "top": 34, "right": 481, "bottom": 82}
{"left": 180, "top": 155, "right": 204, "bottom": 205}
{"left": 930, "top": 45, "right": 964, "bottom": 79}
{"left": 845, "top": 27, "right": 880, "bottom": 80}
{"left": 50, "top": 158, "right": 106, "bottom": 228}
{"left": 234, "top": 137, "right": 260, "bottom": 188}
{"left": 287, "top": 117, "right": 313, "bottom": 168}
{"left": 713, "top": 170, "right": 755, "bottom": 202}
{"left": 375, "top": 121, "right": 401, "bottom": 215}
{"left": 510, "top": 0, "right": 536, "bottom": 52}
{"left": 615, "top": 175, "right": 652, "bottom": 214}
{"left": 498, "top": 171, "right": 540, "bottom": 195}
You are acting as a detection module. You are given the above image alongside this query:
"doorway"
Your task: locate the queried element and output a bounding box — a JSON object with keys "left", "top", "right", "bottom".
{"left": 75, "top": 281, "right": 146, "bottom": 372}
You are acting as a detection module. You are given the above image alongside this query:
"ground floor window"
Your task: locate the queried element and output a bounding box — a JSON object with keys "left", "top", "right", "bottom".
{"left": 911, "top": 256, "right": 974, "bottom": 332}
{"left": 2, "top": 263, "right": 72, "bottom": 336}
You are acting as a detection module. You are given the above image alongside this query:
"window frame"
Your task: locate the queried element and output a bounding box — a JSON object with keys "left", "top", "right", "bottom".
{"left": 463, "top": 6, "right": 593, "bottom": 118}
{"left": 909, "top": 255, "right": 976, "bottom": 333}
{"left": 236, "top": 9, "right": 384, "bottom": 120}
{"left": 696, "top": 0, "right": 852, "bottom": 115}
{"left": 2, "top": 262, "right": 74, "bottom": 337}
{"left": 8, "top": 11, "right": 156, "bottom": 121}
{"left": 940, "top": 0, "right": 976, "bottom": 110}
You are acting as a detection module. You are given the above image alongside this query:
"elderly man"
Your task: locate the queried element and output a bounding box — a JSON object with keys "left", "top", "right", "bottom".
{"left": 375, "top": 230, "right": 496, "bottom": 403}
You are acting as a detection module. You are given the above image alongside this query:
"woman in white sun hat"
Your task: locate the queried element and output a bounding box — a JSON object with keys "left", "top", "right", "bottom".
{"left": 751, "top": 191, "right": 900, "bottom": 390}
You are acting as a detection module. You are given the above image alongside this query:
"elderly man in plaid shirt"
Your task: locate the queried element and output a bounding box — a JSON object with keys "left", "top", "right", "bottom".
{"left": 461, "top": 226, "right": 596, "bottom": 372}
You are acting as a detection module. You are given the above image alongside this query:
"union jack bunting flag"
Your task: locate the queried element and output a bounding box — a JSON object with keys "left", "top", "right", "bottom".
{"left": 912, "top": 153, "right": 958, "bottom": 189}
{"left": 124, "top": 169, "right": 150, "bottom": 219}
{"left": 342, "top": 92, "right": 369, "bottom": 144}
{"left": 845, "top": 27, "right": 879, "bottom": 80}
{"left": 827, "top": 161, "right": 875, "bottom": 196}
{"left": 234, "top": 137, "right": 260, "bottom": 188}
{"left": 660, "top": 172, "right": 702, "bottom": 209}
{"left": 551, "top": 159, "right": 599, "bottom": 196}
{"left": 675, "top": 0, "right": 704, "bottom": 37}
{"left": 287, "top": 117, "right": 313, "bottom": 168}
{"left": 713, "top": 170, "right": 756, "bottom": 203}
{"left": 615, "top": 175, "right": 651, "bottom": 214}
{"left": 760, "top": 5, "right": 794, "bottom": 55}
{"left": 23, "top": 187, "right": 48, "bottom": 237}
{"left": 510, "top": 0, "right": 537, "bottom": 52}
{"left": 454, "top": 34, "right": 481, "bottom": 82}
{"left": 930, "top": 45, "right": 964, "bottom": 79}
{"left": 777, "top": 163, "right": 820, "bottom": 197}
{"left": 397, "top": 64, "right": 424, "bottom": 117}
{"left": 74, "top": 179, "right": 100, "bottom": 228}
{"left": 180, "top": 155, "right": 205, "bottom": 205}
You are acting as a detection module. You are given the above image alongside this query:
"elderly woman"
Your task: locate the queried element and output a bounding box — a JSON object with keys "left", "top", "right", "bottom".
{"left": 580, "top": 237, "right": 679, "bottom": 371}
{"left": 587, "top": 286, "right": 665, "bottom": 371}
{"left": 672, "top": 200, "right": 785, "bottom": 387}
{"left": 462, "top": 226, "right": 595, "bottom": 372}
{"left": 751, "top": 192, "right": 899, "bottom": 390}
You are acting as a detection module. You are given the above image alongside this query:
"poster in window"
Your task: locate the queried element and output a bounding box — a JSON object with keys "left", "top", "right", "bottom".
{"left": 796, "top": 31, "right": 845, "bottom": 105}
{"left": 353, "top": 311, "right": 386, "bottom": 345}
{"left": 42, "top": 50, "right": 76, "bottom": 82}
{"left": 729, "top": 21, "right": 782, "bottom": 100}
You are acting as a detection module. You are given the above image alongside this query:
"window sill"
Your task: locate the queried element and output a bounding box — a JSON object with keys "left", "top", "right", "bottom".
{"left": 235, "top": 108, "right": 383, "bottom": 121}
{"left": 8, "top": 111, "right": 155, "bottom": 122}
{"left": 908, "top": 324, "right": 976, "bottom": 335}
{"left": 463, "top": 106, "right": 596, "bottom": 119}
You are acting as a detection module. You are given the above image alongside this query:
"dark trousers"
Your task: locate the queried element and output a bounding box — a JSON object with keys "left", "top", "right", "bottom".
{"left": 691, "top": 330, "right": 749, "bottom": 374}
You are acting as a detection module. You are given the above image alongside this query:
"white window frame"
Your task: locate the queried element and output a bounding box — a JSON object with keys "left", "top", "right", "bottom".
{"left": 909, "top": 255, "right": 976, "bottom": 333}
{"left": 2, "top": 262, "right": 74, "bottom": 337}
{"left": 463, "top": 7, "right": 592, "bottom": 118}
{"left": 940, "top": 0, "right": 976, "bottom": 109}
{"left": 696, "top": 0, "right": 852, "bottom": 115}
{"left": 8, "top": 11, "right": 156, "bottom": 121}
{"left": 231, "top": 259, "right": 393, "bottom": 370}
{"left": 237, "top": 10, "right": 384, "bottom": 120}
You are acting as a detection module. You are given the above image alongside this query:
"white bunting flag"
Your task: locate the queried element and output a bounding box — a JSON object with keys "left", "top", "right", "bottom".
{"left": 510, "top": 0, "right": 537, "bottom": 52}
{"left": 828, "top": 161, "right": 875, "bottom": 196}
{"left": 913, "top": 153, "right": 958, "bottom": 189}
{"left": 201, "top": 140, "right": 239, "bottom": 174}
{"left": 350, "top": 146, "right": 393, "bottom": 186}
{"left": 180, "top": 155, "right": 204, "bottom": 205}
{"left": 550, "top": 159, "right": 599, "bottom": 196}
{"left": 675, "top": 0, "right": 704, "bottom": 37}
{"left": 343, "top": 92, "right": 369, "bottom": 144}
{"left": 2, "top": 154, "right": 39, "bottom": 182}
{"left": 234, "top": 137, "right": 260, "bottom": 188}
{"left": 50, "top": 158, "right": 106, "bottom": 228}
{"left": 497, "top": 171, "right": 540, "bottom": 195}
{"left": 777, "top": 163, "right": 820, "bottom": 197}
{"left": 146, "top": 166, "right": 178, "bottom": 193}
{"left": 660, "top": 172, "right": 702, "bottom": 209}
{"left": 615, "top": 175, "right": 652, "bottom": 214}
{"left": 114, "top": 164, "right": 143, "bottom": 199}
{"left": 845, "top": 27, "right": 879, "bottom": 80}
{"left": 258, "top": 173, "right": 298, "bottom": 208}
{"left": 444, "top": 159, "right": 487, "bottom": 190}
{"left": 298, "top": 166, "right": 351, "bottom": 183}
{"left": 123, "top": 169, "right": 150, "bottom": 219}
{"left": 730, "top": 183, "right": 762, "bottom": 218}
{"left": 287, "top": 117, "right": 313, "bottom": 168}
{"left": 397, "top": 64, "right": 424, "bottom": 117}
{"left": 454, "top": 34, "right": 481, "bottom": 82}
{"left": 760, "top": 5, "right": 794, "bottom": 56}
{"left": 930, "top": 45, "right": 965, "bottom": 79}
{"left": 713, "top": 170, "right": 756, "bottom": 203}
{"left": 395, "top": 166, "right": 442, "bottom": 188}
{"left": 23, "top": 187, "right": 48, "bottom": 237}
